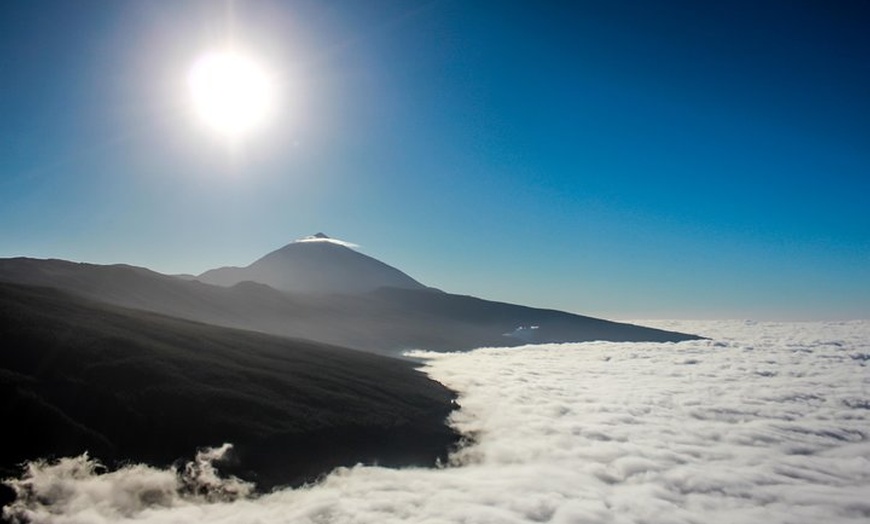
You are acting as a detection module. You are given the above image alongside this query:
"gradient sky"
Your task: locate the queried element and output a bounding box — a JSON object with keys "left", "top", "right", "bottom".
{"left": 2, "top": 0, "right": 868, "bottom": 320}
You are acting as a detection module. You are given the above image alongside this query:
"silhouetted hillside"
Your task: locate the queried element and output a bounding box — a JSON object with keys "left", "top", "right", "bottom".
{"left": 0, "top": 282, "right": 458, "bottom": 503}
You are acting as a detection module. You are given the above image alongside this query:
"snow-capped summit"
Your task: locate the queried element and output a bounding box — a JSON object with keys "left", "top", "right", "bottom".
{"left": 197, "top": 234, "right": 426, "bottom": 294}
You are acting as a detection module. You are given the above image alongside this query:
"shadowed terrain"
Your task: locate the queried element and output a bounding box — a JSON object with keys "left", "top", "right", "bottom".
{"left": 0, "top": 282, "right": 459, "bottom": 506}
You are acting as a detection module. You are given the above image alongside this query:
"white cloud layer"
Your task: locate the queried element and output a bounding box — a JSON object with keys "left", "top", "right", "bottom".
{"left": 5, "top": 320, "right": 869, "bottom": 523}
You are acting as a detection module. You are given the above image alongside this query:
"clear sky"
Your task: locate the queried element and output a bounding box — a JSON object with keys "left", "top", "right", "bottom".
{"left": 2, "top": 0, "right": 868, "bottom": 320}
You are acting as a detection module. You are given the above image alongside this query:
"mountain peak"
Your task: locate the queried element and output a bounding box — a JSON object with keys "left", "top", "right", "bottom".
{"left": 197, "top": 234, "right": 425, "bottom": 294}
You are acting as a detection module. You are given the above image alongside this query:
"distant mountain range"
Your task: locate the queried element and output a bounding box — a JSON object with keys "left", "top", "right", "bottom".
{"left": 0, "top": 234, "right": 700, "bottom": 503}
{"left": 0, "top": 234, "right": 700, "bottom": 354}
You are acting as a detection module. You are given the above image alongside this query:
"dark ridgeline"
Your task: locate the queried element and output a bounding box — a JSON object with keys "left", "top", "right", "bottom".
{"left": 0, "top": 234, "right": 702, "bottom": 508}
{"left": 0, "top": 235, "right": 700, "bottom": 355}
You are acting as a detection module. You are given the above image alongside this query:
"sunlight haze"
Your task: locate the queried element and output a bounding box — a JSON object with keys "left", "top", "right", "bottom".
{"left": 1, "top": 0, "right": 867, "bottom": 320}
{"left": 1, "top": 3, "right": 869, "bottom": 521}
{"left": 188, "top": 50, "right": 276, "bottom": 138}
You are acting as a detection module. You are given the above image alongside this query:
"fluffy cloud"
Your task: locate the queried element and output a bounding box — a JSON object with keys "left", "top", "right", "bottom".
{"left": 5, "top": 321, "right": 869, "bottom": 523}
{"left": 3, "top": 444, "right": 250, "bottom": 523}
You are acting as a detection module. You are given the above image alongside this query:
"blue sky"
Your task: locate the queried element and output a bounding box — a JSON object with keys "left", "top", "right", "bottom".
{"left": 2, "top": 0, "right": 868, "bottom": 320}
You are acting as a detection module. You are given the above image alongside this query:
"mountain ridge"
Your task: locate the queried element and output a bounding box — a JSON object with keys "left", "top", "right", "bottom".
{"left": 0, "top": 253, "right": 702, "bottom": 353}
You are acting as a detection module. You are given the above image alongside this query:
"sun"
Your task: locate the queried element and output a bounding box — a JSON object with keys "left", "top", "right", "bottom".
{"left": 188, "top": 51, "right": 275, "bottom": 138}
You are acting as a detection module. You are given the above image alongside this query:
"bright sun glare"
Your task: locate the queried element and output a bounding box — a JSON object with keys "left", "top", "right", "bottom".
{"left": 188, "top": 51, "right": 275, "bottom": 138}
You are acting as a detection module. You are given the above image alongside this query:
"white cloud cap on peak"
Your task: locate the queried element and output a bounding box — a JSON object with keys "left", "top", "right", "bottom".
{"left": 294, "top": 233, "right": 359, "bottom": 249}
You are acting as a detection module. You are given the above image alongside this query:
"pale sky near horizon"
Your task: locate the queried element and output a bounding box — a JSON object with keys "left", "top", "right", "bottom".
{"left": 1, "top": 1, "right": 868, "bottom": 320}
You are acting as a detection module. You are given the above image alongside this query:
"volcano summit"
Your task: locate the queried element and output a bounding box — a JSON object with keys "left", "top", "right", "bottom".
{"left": 197, "top": 233, "right": 427, "bottom": 294}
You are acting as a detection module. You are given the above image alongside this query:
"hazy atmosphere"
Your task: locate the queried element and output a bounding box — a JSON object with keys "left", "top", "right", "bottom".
{"left": 2, "top": 3, "right": 870, "bottom": 523}
{"left": 2, "top": 0, "right": 868, "bottom": 320}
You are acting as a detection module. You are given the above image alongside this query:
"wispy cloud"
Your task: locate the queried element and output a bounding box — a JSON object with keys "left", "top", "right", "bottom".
{"left": 5, "top": 321, "right": 869, "bottom": 523}
{"left": 294, "top": 235, "right": 360, "bottom": 249}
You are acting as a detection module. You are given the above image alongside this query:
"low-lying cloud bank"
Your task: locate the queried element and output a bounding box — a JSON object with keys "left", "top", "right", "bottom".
{"left": 5, "top": 320, "right": 869, "bottom": 523}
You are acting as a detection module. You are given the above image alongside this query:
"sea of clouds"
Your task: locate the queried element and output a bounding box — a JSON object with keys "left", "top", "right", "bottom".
{"left": 4, "top": 320, "right": 869, "bottom": 523}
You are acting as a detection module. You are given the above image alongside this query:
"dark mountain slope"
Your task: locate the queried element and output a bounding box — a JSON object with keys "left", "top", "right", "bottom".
{"left": 0, "top": 258, "right": 701, "bottom": 353}
{"left": 366, "top": 287, "right": 691, "bottom": 346}
{"left": 0, "top": 282, "right": 458, "bottom": 499}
